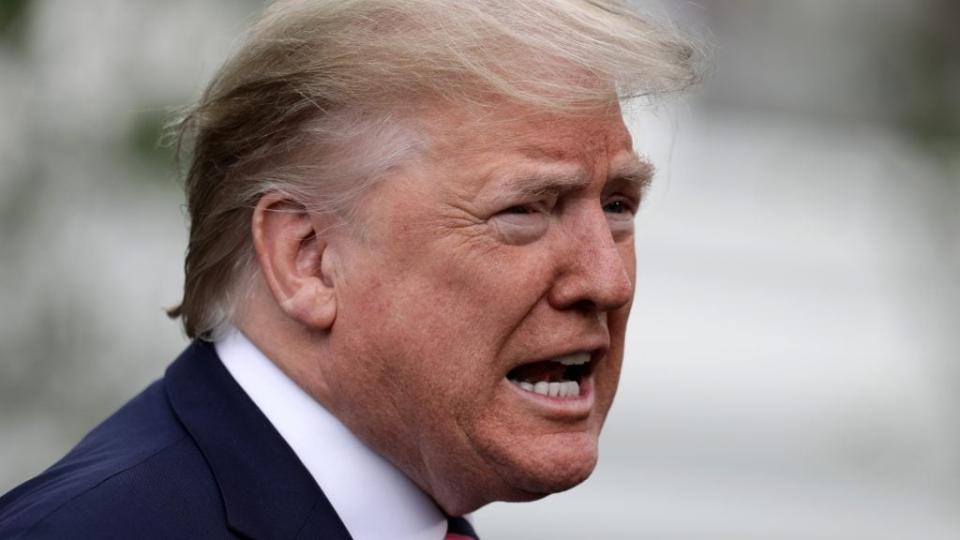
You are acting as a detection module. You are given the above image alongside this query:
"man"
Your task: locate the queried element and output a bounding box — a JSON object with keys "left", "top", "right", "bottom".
{"left": 0, "top": 1, "right": 695, "bottom": 538}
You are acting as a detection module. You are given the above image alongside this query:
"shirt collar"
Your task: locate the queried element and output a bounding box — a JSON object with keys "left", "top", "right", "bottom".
{"left": 216, "top": 327, "right": 452, "bottom": 540}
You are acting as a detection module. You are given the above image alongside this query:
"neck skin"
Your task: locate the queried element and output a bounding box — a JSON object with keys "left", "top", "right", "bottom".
{"left": 236, "top": 278, "right": 333, "bottom": 407}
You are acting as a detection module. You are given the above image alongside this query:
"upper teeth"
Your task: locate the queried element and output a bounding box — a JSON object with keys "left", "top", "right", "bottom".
{"left": 553, "top": 352, "right": 590, "bottom": 366}
{"left": 506, "top": 352, "right": 590, "bottom": 398}
{"left": 515, "top": 380, "right": 581, "bottom": 398}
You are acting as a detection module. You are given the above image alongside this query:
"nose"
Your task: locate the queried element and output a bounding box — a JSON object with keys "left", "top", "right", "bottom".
{"left": 548, "top": 207, "right": 634, "bottom": 313}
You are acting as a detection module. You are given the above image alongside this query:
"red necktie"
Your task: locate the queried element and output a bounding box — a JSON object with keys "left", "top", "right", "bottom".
{"left": 445, "top": 516, "right": 478, "bottom": 540}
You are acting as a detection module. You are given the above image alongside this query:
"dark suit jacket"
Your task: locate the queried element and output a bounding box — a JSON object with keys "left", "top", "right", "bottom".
{"left": 0, "top": 341, "right": 354, "bottom": 539}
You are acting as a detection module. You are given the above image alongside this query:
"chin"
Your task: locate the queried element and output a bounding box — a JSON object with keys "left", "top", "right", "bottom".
{"left": 431, "top": 430, "right": 601, "bottom": 514}
{"left": 491, "top": 431, "right": 600, "bottom": 500}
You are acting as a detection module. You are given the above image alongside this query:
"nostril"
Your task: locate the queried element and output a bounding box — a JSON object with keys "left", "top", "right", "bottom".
{"left": 570, "top": 299, "right": 597, "bottom": 312}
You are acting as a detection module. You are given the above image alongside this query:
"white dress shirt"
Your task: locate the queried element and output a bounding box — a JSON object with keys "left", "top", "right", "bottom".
{"left": 215, "top": 328, "right": 455, "bottom": 540}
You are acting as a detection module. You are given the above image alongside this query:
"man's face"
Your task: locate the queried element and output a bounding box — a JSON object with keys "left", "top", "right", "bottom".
{"left": 321, "top": 102, "right": 644, "bottom": 511}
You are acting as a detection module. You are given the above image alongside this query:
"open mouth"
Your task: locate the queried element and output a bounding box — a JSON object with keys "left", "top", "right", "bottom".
{"left": 506, "top": 352, "right": 595, "bottom": 398}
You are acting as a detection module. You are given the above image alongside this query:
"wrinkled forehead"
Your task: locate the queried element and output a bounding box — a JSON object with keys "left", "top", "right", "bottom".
{"left": 391, "top": 99, "right": 647, "bottom": 207}
{"left": 423, "top": 100, "right": 634, "bottom": 166}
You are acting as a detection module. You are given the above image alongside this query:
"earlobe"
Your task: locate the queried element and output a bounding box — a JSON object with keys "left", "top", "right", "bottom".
{"left": 251, "top": 192, "right": 338, "bottom": 330}
{"left": 279, "top": 281, "right": 337, "bottom": 329}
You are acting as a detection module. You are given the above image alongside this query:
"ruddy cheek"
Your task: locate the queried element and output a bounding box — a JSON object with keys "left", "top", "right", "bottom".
{"left": 353, "top": 278, "right": 392, "bottom": 318}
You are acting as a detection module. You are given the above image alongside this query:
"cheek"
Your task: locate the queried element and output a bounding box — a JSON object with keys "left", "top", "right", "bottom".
{"left": 341, "top": 258, "right": 494, "bottom": 382}
{"left": 336, "top": 232, "right": 557, "bottom": 401}
{"left": 399, "top": 244, "right": 551, "bottom": 337}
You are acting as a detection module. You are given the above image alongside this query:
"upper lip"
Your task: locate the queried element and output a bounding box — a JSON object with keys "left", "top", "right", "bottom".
{"left": 506, "top": 338, "right": 610, "bottom": 373}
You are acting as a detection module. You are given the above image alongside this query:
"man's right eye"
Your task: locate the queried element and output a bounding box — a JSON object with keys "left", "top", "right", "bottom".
{"left": 502, "top": 205, "right": 534, "bottom": 215}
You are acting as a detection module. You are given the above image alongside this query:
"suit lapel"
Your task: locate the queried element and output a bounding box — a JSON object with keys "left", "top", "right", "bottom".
{"left": 164, "top": 341, "right": 353, "bottom": 540}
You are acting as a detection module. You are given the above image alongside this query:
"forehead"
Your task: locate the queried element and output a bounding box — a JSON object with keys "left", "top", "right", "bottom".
{"left": 421, "top": 100, "right": 633, "bottom": 164}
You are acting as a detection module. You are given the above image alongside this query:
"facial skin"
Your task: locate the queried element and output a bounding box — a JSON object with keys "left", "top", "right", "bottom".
{"left": 244, "top": 100, "right": 649, "bottom": 515}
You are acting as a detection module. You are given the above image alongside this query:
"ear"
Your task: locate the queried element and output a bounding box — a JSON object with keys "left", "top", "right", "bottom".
{"left": 251, "top": 192, "right": 337, "bottom": 330}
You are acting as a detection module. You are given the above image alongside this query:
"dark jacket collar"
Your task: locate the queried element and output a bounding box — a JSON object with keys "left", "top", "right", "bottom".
{"left": 164, "top": 341, "right": 353, "bottom": 540}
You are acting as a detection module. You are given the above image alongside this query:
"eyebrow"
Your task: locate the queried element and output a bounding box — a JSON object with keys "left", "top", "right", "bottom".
{"left": 609, "top": 155, "right": 655, "bottom": 196}
{"left": 498, "top": 152, "right": 655, "bottom": 199}
{"left": 504, "top": 170, "right": 591, "bottom": 199}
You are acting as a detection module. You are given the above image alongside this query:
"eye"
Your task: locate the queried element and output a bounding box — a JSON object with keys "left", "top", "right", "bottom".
{"left": 603, "top": 196, "right": 637, "bottom": 238}
{"left": 502, "top": 205, "right": 535, "bottom": 215}
{"left": 496, "top": 195, "right": 557, "bottom": 218}
{"left": 603, "top": 198, "right": 636, "bottom": 215}
{"left": 603, "top": 200, "right": 631, "bottom": 214}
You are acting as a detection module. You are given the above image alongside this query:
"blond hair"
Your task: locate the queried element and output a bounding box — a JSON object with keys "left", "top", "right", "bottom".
{"left": 168, "top": 0, "right": 699, "bottom": 340}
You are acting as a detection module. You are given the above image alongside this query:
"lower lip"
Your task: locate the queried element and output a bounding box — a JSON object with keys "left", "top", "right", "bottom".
{"left": 504, "top": 375, "right": 595, "bottom": 418}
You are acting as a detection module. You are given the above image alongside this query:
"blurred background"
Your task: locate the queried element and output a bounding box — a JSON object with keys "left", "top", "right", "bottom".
{"left": 1, "top": 0, "right": 957, "bottom": 538}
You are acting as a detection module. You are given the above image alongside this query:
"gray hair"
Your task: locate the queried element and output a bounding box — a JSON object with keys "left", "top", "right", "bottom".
{"left": 168, "top": 0, "right": 699, "bottom": 340}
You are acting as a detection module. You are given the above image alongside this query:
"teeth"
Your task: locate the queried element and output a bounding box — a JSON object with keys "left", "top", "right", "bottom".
{"left": 553, "top": 352, "right": 591, "bottom": 366}
{"left": 508, "top": 351, "right": 589, "bottom": 398}
{"left": 511, "top": 379, "right": 581, "bottom": 398}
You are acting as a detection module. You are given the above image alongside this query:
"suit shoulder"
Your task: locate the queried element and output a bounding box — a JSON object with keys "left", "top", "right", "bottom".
{"left": 0, "top": 380, "right": 228, "bottom": 539}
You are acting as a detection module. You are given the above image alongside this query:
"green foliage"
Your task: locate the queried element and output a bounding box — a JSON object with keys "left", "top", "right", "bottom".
{"left": 0, "top": 0, "right": 32, "bottom": 49}
{"left": 127, "top": 109, "right": 176, "bottom": 175}
{"left": 895, "top": 1, "right": 960, "bottom": 148}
